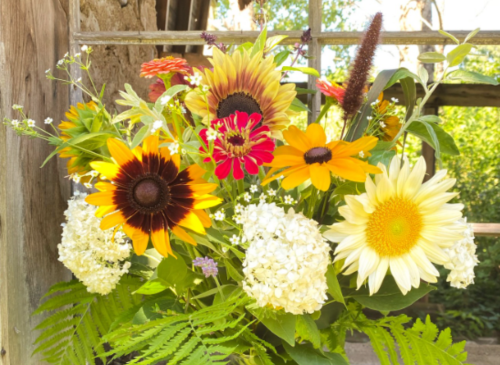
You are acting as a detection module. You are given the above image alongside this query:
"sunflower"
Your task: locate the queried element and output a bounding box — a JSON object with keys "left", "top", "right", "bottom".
{"left": 140, "top": 56, "right": 191, "bottom": 79}
{"left": 85, "top": 136, "right": 222, "bottom": 257}
{"left": 58, "top": 101, "right": 98, "bottom": 181}
{"left": 324, "top": 156, "right": 466, "bottom": 295}
{"left": 262, "top": 124, "right": 381, "bottom": 191}
{"left": 185, "top": 48, "right": 296, "bottom": 138}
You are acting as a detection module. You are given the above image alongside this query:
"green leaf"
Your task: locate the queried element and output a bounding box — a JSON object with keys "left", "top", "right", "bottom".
{"left": 225, "top": 259, "right": 244, "bottom": 282}
{"left": 368, "top": 149, "right": 396, "bottom": 168}
{"left": 385, "top": 68, "right": 420, "bottom": 89}
{"left": 347, "top": 276, "right": 436, "bottom": 311}
{"left": 274, "top": 50, "right": 291, "bottom": 67}
{"left": 258, "top": 312, "right": 296, "bottom": 346}
{"left": 418, "top": 66, "right": 429, "bottom": 87}
{"left": 325, "top": 266, "right": 345, "bottom": 305}
{"left": 296, "top": 315, "right": 321, "bottom": 349}
{"left": 446, "top": 44, "right": 473, "bottom": 67}
{"left": 447, "top": 69, "right": 499, "bottom": 85}
{"left": 407, "top": 119, "right": 460, "bottom": 156}
{"left": 418, "top": 52, "right": 446, "bottom": 64}
{"left": 251, "top": 27, "right": 268, "bottom": 57}
{"left": 157, "top": 255, "right": 188, "bottom": 288}
{"left": 281, "top": 66, "right": 320, "bottom": 78}
{"left": 265, "top": 35, "right": 288, "bottom": 52}
{"left": 289, "top": 97, "right": 311, "bottom": 113}
{"left": 295, "top": 87, "right": 317, "bottom": 95}
{"left": 131, "top": 125, "right": 150, "bottom": 149}
{"left": 438, "top": 30, "right": 460, "bottom": 44}
{"left": 464, "top": 28, "right": 480, "bottom": 43}
{"left": 283, "top": 342, "right": 349, "bottom": 365}
{"left": 132, "top": 295, "right": 183, "bottom": 325}
{"left": 134, "top": 278, "right": 169, "bottom": 295}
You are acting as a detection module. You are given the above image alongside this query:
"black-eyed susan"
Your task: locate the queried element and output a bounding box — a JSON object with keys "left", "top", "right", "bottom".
{"left": 324, "top": 156, "right": 466, "bottom": 295}
{"left": 376, "top": 95, "right": 402, "bottom": 143}
{"left": 262, "top": 124, "right": 381, "bottom": 191}
{"left": 185, "top": 48, "right": 296, "bottom": 138}
{"left": 85, "top": 135, "right": 222, "bottom": 257}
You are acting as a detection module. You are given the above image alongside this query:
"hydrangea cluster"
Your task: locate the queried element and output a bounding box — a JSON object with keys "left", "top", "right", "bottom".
{"left": 58, "top": 192, "right": 132, "bottom": 295}
{"left": 241, "top": 203, "right": 330, "bottom": 315}
{"left": 444, "top": 218, "right": 478, "bottom": 289}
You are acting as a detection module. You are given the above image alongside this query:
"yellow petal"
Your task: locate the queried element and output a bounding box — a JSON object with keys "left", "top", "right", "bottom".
{"left": 305, "top": 123, "right": 327, "bottom": 146}
{"left": 309, "top": 163, "right": 331, "bottom": 191}
{"left": 95, "top": 205, "right": 117, "bottom": 218}
{"left": 85, "top": 191, "right": 116, "bottom": 206}
{"left": 193, "top": 195, "right": 223, "bottom": 209}
{"left": 94, "top": 182, "right": 116, "bottom": 192}
{"left": 127, "top": 226, "right": 149, "bottom": 256}
{"left": 178, "top": 212, "right": 206, "bottom": 235}
{"left": 185, "top": 164, "right": 206, "bottom": 180}
{"left": 191, "top": 183, "right": 218, "bottom": 196}
{"left": 151, "top": 226, "right": 170, "bottom": 257}
{"left": 100, "top": 211, "right": 126, "bottom": 230}
{"left": 107, "top": 138, "right": 137, "bottom": 167}
{"left": 90, "top": 161, "right": 121, "bottom": 180}
{"left": 172, "top": 226, "right": 197, "bottom": 246}
{"left": 193, "top": 209, "right": 212, "bottom": 228}
{"left": 143, "top": 135, "right": 159, "bottom": 155}
{"left": 326, "top": 159, "right": 367, "bottom": 182}
{"left": 281, "top": 166, "right": 310, "bottom": 190}
{"left": 270, "top": 154, "right": 305, "bottom": 168}
{"left": 282, "top": 125, "right": 312, "bottom": 152}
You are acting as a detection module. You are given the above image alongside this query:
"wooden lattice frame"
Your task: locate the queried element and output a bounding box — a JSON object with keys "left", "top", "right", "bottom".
{"left": 68, "top": 0, "right": 500, "bottom": 237}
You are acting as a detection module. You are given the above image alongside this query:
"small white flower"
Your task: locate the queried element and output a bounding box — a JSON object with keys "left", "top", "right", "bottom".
{"left": 180, "top": 106, "right": 187, "bottom": 114}
{"left": 81, "top": 45, "right": 88, "bottom": 52}
{"left": 84, "top": 182, "right": 92, "bottom": 189}
{"left": 75, "top": 53, "right": 81, "bottom": 58}
{"left": 259, "top": 194, "right": 267, "bottom": 202}
{"left": 214, "top": 210, "right": 225, "bottom": 221}
{"left": 191, "top": 73, "right": 203, "bottom": 86}
{"left": 267, "top": 188, "right": 276, "bottom": 197}
{"left": 359, "top": 151, "right": 365, "bottom": 158}
{"left": 235, "top": 203, "right": 244, "bottom": 214}
{"left": 11, "top": 119, "right": 20, "bottom": 127}
{"left": 229, "top": 235, "right": 240, "bottom": 245}
{"left": 27, "top": 119, "right": 35, "bottom": 127}
{"left": 250, "top": 185, "right": 258, "bottom": 193}
{"left": 64, "top": 52, "right": 69, "bottom": 58}
{"left": 168, "top": 142, "right": 180, "bottom": 155}
{"left": 90, "top": 170, "right": 99, "bottom": 177}
{"left": 202, "top": 85, "right": 210, "bottom": 93}
{"left": 72, "top": 175, "right": 81, "bottom": 183}
{"left": 45, "top": 68, "right": 51, "bottom": 74}
{"left": 234, "top": 215, "right": 244, "bottom": 224}
{"left": 12, "top": 104, "right": 22, "bottom": 110}
{"left": 57, "top": 59, "right": 64, "bottom": 66}
{"left": 151, "top": 120, "right": 163, "bottom": 133}
{"left": 44, "top": 117, "right": 53, "bottom": 124}
{"left": 380, "top": 121, "right": 387, "bottom": 128}
{"left": 76, "top": 77, "right": 82, "bottom": 83}
{"left": 391, "top": 97, "right": 399, "bottom": 103}
{"left": 222, "top": 246, "right": 228, "bottom": 253}
{"left": 206, "top": 128, "right": 218, "bottom": 141}
{"left": 284, "top": 195, "right": 295, "bottom": 205}
{"left": 243, "top": 192, "right": 252, "bottom": 202}
{"left": 160, "top": 95, "right": 172, "bottom": 105}
{"left": 367, "top": 116, "right": 373, "bottom": 121}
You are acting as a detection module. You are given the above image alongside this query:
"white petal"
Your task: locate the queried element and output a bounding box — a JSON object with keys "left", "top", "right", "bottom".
{"left": 376, "top": 173, "right": 395, "bottom": 203}
{"left": 396, "top": 157, "right": 411, "bottom": 197}
{"left": 335, "top": 233, "right": 366, "bottom": 254}
{"left": 323, "top": 229, "right": 348, "bottom": 243}
{"left": 389, "top": 156, "right": 401, "bottom": 184}
{"left": 418, "top": 267, "right": 438, "bottom": 283}
{"left": 369, "top": 257, "right": 389, "bottom": 295}
{"left": 338, "top": 205, "right": 368, "bottom": 224}
{"left": 343, "top": 261, "right": 359, "bottom": 275}
{"left": 390, "top": 257, "right": 411, "bottom": 293}
{"left": 357, "top": 248, "right": 380, "bottom": 289}
{"left": 414, "top": 178, "right": 456, "bottom": 205}
{"left": 418, "top": 240, "right": 451, "bottom": 265}
{"left": 356, "top": 194, "right": 375, "bottom": 214}
{"left": 345, "top": 195, "right": 369, "bottom": 217}
{"left": 365, "top": 175, "right": 378, "bottom": 205}
{"left": 342, "top": 246, "right": 364, "bottom": 269}
{"left": 402, "top": 254, "right": 421, "bottom": 288}
{"left": 410, "top": 245, "right": 440, "bottom": 277}
{"left": 403, "top": 156, "right": 426, "bottom": 199}
{"left": 418, "top": 192, "right": 459, "bottom": 214}
{"left": 423, "top": 209, "right": 462, "bottom": 225}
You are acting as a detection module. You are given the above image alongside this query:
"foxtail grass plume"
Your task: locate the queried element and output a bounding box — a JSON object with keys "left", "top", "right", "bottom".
{"left": 342, "top": 13, "right": 383, "bottom": 124}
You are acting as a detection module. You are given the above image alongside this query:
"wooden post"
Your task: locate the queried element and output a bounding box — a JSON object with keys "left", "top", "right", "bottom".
{"left": 0, "top": 0, "right": 72, "bottom": 363}
{"left": 308, "top": 0, "right": 322, "bottom": 123}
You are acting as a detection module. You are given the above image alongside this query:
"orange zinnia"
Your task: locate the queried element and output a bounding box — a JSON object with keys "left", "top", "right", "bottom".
{"left": 316, "top": 78, "right": 345, "bottom": 105}
{"left": 140, "top": 56, "right": 191, "bottom": 78}
{"left": 262, "top": 124, "right": 381, "bottom": 191}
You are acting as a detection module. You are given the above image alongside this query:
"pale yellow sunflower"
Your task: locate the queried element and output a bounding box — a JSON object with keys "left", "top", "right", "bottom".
{"left": 185, "top": 48, "right": 296, "bottom": 138}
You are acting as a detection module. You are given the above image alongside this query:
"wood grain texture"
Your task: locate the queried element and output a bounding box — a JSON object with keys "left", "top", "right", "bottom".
{"left": 307, "top": 0, "right": 322, "bottom": 124}
{"left": 0, "top": 0, "right": 72, "bottom": 363}
{"left": 72, "top": 30, "right": 500, "bottom": 46}
{"left": 472, "top": 224, "right": 500, "bottom": 237}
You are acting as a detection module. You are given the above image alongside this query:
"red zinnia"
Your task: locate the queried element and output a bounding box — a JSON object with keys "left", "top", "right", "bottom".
{"left": 316, "top": 78, "right": 345, "bottom": 105}
{"left": 200, "top": 112, "right": 275, "bottom": 180}
{"left": 140, "top": 56, "right": 191, "bottom": 78}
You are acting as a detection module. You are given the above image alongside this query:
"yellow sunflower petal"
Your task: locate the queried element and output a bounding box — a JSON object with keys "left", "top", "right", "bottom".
{"left": 191, "top": 183, "right": 218, "bottom": 196}
{"left": 193, "top": 195, "right": 223, "bottom": 209}
{"left": 95, "top": 205, "right": 118, "bottom": 218}
{"left": 127, "top": 226, "right": 149, "bottom": 256}
{"left": 185, "top": 164, "right": 206, "bottom": 181}
{"left": 281, "top": 166, "right": 311, "bottom": 190}
{"left": 193, "top": 210, "right": 212, "bottom": 228}
{"left": 85, "top": 191, "right": 116, "bottom": 206}
{"left": 282, "top": 125, "right": 312, "bottom": 152}
{"left": 178, "top": 212, "right": 206, "bottom": 235}
{"left": 305, "top": 123, "right": 327, "bottom": 146}
{"left": 95, "top": 182, "right": 116, "bottom": 192}
{"left": 108, "top": 138, "right": 137, "bottom": 167}
{"left": 172, "top": 226, "right": 197, "bottom": 246}
{"left": 270, "top": 154, "right": 305, "bottom": 168}
{"left": 309, "top": 163, "right": 331, "bottom": 191}
{"left": 90, "top": 161, "right": 121, "bottom": 180}
{"left": 151, "top": 227, "right": 172, "bottom": 257}
{"left": 100, "top": 211, "right": 126, "bottom": 230}
{"left": 326, "top": 159, "right": 367, "bottom": 182}
{"left": 143, "top": 135, "right": 159, "bottom": 155}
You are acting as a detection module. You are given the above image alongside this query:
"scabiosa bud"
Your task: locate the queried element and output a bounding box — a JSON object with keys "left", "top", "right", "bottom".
{"left": 301, "top": 27, "right": 312, "bottom": 43}
{"left": 193, "top": 257, "right": 219, "bottom": 278}
{"left": 342, "top": 12, "right": 383, "bottom": 124}
{"left": 201, "top": 32, "right": 218, "bottom": 46}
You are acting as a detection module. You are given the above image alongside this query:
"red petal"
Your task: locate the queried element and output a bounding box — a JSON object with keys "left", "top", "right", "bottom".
{"left": 248, "top": 113, "right": 263, "bottom": 129}
{"left": 244, "top": 156, "right": 259, "bottom": 175}
{"left": 249, "top": 150, "right": 275, "bottom": 164}
{"left": 232, "top": 158, "right": 245, "bottom": 180}
{"left": 215, "top": 158, "right": 232, "bottom": 179}
{"left": 235, "top": 111, "right": 249, "bottom": 130}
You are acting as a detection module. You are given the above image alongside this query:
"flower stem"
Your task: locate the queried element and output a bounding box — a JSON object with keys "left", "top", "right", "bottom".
{"left": 213, "top": 276, "right": 225, "bottom": 301}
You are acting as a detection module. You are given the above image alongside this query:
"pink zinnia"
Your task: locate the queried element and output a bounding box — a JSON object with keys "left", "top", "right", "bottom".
{"left": 200, "top": 111, "right": 275, "bottom": 180}
{"left": 316, "top": 78, "right": 345, "bottom": 105}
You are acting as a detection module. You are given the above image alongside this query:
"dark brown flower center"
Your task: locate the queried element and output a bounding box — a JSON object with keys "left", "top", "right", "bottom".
{"left": 304, "top": 147, "right": 332, "bottom": 164}
{"left": 129, "top": 175, "right": 170, "bottom": 213}
{"left": 217, "top": 92, "right": 263, "bottom": 119}
{"left": 227, "top": 134, "right": 246, "bottom": 146}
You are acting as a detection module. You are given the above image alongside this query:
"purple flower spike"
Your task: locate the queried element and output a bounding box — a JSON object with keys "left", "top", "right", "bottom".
{"left": 193, "top": 257, "right": 219, "bottom": 278}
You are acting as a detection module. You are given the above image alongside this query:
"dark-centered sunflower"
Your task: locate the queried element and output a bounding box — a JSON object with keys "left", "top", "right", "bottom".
{"left": 185, "top": 48, "right": 296, "bottom": 138}
{"left": 85, "top": 136, "right": 222, "bottom": 257}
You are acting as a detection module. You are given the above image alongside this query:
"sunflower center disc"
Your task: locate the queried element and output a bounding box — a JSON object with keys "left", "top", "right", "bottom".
{"left": 304, "top": 147, "right": 332, "bottom": 164}
{"left": 217, "top": 92, "right": 263, "bottom": 119}
{"left": 133, "top": 179, "right": 161, "bottom": 208}
{"left": 366, "top": 197, "right": 423, "bottom": 257}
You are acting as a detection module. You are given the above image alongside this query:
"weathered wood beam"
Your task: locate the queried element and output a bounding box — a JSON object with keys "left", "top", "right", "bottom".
{"left": 307, "top": 0, "right": 322, "bottom": 123}
{"left": 472, "top": 224, "right": 500, "bottom": 237}
{"left": 73, "top": 30, "right": 500, "bottom": 46}
{"left": 295, "top": 83, "right": 500, "bottom": 107}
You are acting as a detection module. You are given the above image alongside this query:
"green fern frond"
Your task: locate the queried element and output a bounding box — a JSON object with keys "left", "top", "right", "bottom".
{"left": 105, "top": 293, "right": 251, "bottom": 365}
{"left": 32, "top": 276, "right": 142, "bottom": 365}
{"left": 359, "top": 315, "right": 469, "bottom": 365}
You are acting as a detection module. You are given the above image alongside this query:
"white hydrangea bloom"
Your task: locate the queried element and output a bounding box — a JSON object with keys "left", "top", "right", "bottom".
{"left": 241, "top": 203, "right": 330, "bottom": 315}
{"left": 444, "top": 218, "right": 479, "bottom": 289}
{"left": 58, "top": 192, "right": 132, "bottom": 295}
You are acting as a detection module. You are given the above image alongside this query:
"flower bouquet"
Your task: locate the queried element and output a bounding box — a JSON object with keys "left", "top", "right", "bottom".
{"left": 5, "top": 13, "right": 494, "bottom": 365}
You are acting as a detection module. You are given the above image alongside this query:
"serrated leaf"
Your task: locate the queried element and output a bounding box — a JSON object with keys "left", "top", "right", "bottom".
{"left": 296, "top": 315, "right": 321, "bottom": 349}
{"left": 283, "top": 342, "right": 349, "bottom": 365}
